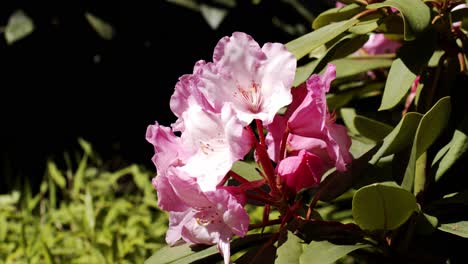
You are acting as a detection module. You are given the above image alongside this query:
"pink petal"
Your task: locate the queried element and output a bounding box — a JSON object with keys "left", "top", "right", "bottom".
{"left": 166, "top": 210, "right": 194, "bottom": 245}
{"left": 277, "top": 149, "right": 324, "bottom": 192}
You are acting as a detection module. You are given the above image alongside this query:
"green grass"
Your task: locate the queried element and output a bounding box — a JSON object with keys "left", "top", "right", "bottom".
{"left": 0, "top": 139, "right": 167, "bottom": 263}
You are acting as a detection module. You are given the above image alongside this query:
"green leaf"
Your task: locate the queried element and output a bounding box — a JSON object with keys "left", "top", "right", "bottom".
{"left": 41, "top": 240, "right": 55, "bottom": 264}
{"left": 47, "top": 161, "right": 66, "bottom": 189}
{"left": 275, "top": 231, "right": 304, "bottom": 264}
{"left": 200, "top": 4, "right": 228, "bottom": 30}
{"left": 367, "top": 0, "right": 431, "bottom": 40}
{"left": 294, "top": 60, "right": 319, "bottom": 87}
{"left": 348, "top": 14, "right": 382, "bottom": 34}
{"left": 332, "top": 57, "right": 393, "bottom": 79}
{"left": 73, "top": 153, "right": 89, "bottom": 196}
{"left": 313, "top": 4, "right": 364, "bottom": 29}
{"left": 85, "top": 188, "right": 95, "bottom": 234}
{"left": 402, "top": 97, "right": 451, "bottom": 192}
{"left": 5, "top": 10, "right": 34, "bottom": 45}
{"left": 314, "top": 34, "right": 370, "bottom": 75}
{"left": 379, "top": 58, "right": 416, "bottom": 111}
{"left": 299, "top": 241, "right": 369, "bottom": 264}
{"left": 85, "top": 12, "right": 115, "bottom": 40}
{"left": 231, "top": 161, "right": 263, "bottom": 181}
{"left": 341, "top": 108, "right": 393, "bottom": 142}
{"left": 78, "top": 138, "right": 93, "bottom": 156}
{"left": 286, "top": 19, "right": 359, "bottom": 60}
{"left": 434, "top": 119, "right": 468, "bottom": 181}
{"left": 0, "top": 215, "right": 7, "bottom": 242}
{"left": 0, "top": 191, "right": 20, "bottom": 206}
{"left": 352, "top": 182, "right": 418, "bottom": 231}
{"left": 439, "top": 221, "right": 468, "bottom": 238}
{"left": 369, "top": 112, "right": 422, "bottom": 164}
{"left": 145, "top": 234, "right": 271, "bottom": 264}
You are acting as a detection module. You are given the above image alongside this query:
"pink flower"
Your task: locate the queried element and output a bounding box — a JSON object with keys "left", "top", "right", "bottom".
{"left": 163, "top": 168, "right": 249, "bottom": 264}
{"left": 335, "top": 1, "right": 345, "bottom": 8}
{"left": 277, "top": 149, "right": 324, "bottom": 193}
{"left": 178, "top": 104, "right": 254, "bottom": 191}
{"left": 361, "top": 34, "right": 401, "bottom": 55}
{"left": 194, "top": 32, "right": 296, "bottom": 125}
{"left": 267, "top": 64, "right": 352, "bottom": 172}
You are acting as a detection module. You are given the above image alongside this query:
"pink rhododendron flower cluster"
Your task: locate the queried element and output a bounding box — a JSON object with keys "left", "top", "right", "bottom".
{"left": 146, "top": 32, "right": 352, "bottom": 263}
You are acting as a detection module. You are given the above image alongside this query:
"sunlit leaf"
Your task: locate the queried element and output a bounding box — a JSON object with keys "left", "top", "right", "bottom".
{"left": 275, "top": 231, "right": 304, "bottom": 264}
{"left": 5, "top": 10, "right": 34, "bottom": 45}
{"left": 200, "top": 4, "right": 228, "bottom": 30}
{"left": 352, "top": 182, "right": 418, "bottom": 231}
{"left": 299, "top": 241, "right": 369, "bottom": 264}
{"left": 85, "top": 12, "right": 115, "bottom": 40}
{"left": 48, "top": 161, "right": 66, "bottom": 189}
{"left": 402, "top": 97, "right": 451, "bottom": 192}
{"left": 367, "top": 0, "right": 431, "bottom": 40}
{"left": 286, "top": 19, "right": 359, "bottom": 60}
{"left": 313, "top": 4, "right": 364, "bottom": 29}
{"left": 439, "top": 221, "right": 468, "bottom": 238}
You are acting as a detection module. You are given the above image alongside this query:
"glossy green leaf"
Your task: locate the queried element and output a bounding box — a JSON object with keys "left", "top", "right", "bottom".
{"left": 294, "top": 60, "right": 319, "bottom": 87}
{"left": 369, "top": 112, "right": 422, "bottom": 164}
{"left": 314, "top": 34, "right": 369, "bottom": 74}
{"left": 341, "top": 108, "right": 393, "bottom": 142}
{"left": 333, "top": 57, "right": 393, "bottom": 79}
{"left": 299, "top": 241, "right": 369, "bottom": 264}
{"left": 275, "top": 231, "right": 304, "bottom": 264}
{"left": 145, "top": 234, "right": 271, "bottom": 264}
{"left": 367, "top": 0, "right": 431, "bottom": 40}
{"left": 313, "top": 4, "right": 364, "bottom": 29}
{"left": 48, "top": 161, "right": 66, "bottom": 189}
{"left": 5, "top": 10, "right": 34, "bottom": 45}
{"left": 85, "top": 12, "right": 115, "bottom": 40}
{"left": 402, "top": 97, "right": 451, "bottom": 192}
{"left": 231, "top": 161, "right": 263, "bottom": 181}
{"left": 439, "top": 221, "right": 468, "bottom": 238}
{"left": 349, "top": 13, "right": 382, "bottom": 34}
{"left": 286, "top": 19, "right": 359, "bottom": 60}
{"left": 352, "top": 182, "right": 418, "bottom": 231}
{"left": 379, "top": 58, "right": 416, "bottom": 111}
{"left": 435, "top": 119, "right": 468, "bottom": 181}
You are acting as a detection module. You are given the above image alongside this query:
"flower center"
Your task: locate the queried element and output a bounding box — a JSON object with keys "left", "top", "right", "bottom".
{"left": 235, "top": 81, "right": 262, "bottom": 113}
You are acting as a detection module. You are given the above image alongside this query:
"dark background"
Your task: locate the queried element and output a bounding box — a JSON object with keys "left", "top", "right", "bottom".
{"left": 0, "top": 0, "right": 332, "bottom": 192}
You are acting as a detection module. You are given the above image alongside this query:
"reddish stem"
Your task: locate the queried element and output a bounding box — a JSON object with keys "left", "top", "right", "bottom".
{"left": 228, "top": 170, "right": 250, "bottom": 184}
{"left": 279, "top": 126, "right": 290, "bottom": 161}
{"left": 255, "top": 119, "right": 266, "bottom": 146}
{"left": 306, "top": 189, "right": 322, "bottom": 220}
{"left": 217, "top": 173, "right": 230, "bottom": 187}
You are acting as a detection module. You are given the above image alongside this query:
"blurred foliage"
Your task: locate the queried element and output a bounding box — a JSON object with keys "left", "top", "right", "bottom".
{"left": 0, "top": 139, "right": 167, "bottom": 263}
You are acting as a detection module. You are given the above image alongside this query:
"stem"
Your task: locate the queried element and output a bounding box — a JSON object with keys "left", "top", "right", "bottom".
{"left": 458, "top": 52, "right": 467, "bottom": 73}
{"left": 279, "top": 127, "right": 290, "bottom": 161}
{"left": 354, "top": 0, "right": 369, "bottom": 5}
{"left": 351, "top": 8, "right": 378, "bottom": 20}
{"left": 255, "top": 142, "right": 280, "bottom": 196}
{"left": 228, "top": 170, "right": 250, "bottom": 184}
{"left": 256, "top": 119, "right": 266, "bottom": 146}
{"left": 306, "top": 189, "right": 322, "bottom": 220}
